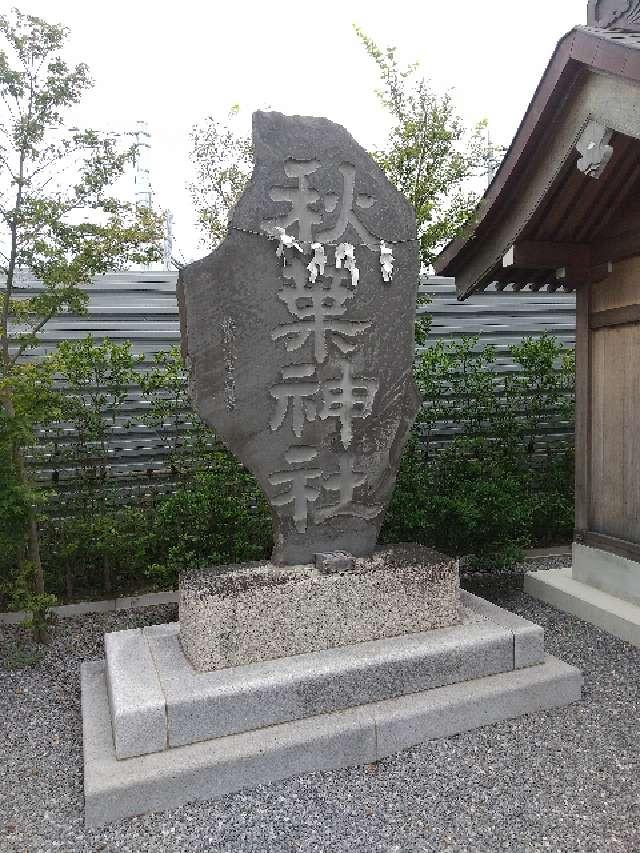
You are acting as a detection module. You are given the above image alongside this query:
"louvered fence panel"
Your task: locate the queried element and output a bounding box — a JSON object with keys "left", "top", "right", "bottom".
{"left": 12, "top": 271, "right": 576, "bottom": 486}
{"left": 419, "top": 276, "right": 576, "bottom": 448}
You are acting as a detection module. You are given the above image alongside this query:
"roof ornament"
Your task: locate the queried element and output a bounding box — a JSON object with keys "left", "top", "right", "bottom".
{"left": 576, "top": 120, "right": 614, "bottom": 179}
{"left": 588, "top": 0, "right": 640, "bottom": 30}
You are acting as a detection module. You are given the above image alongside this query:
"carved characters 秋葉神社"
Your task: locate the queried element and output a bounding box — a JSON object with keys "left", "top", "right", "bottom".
{"left": 178, "top": 111, "right": 420, "bottom": 563}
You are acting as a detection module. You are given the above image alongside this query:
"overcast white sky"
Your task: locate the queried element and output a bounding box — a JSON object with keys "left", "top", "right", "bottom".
{"left": 17, "top": 0, "right": 587, "bottom": 263}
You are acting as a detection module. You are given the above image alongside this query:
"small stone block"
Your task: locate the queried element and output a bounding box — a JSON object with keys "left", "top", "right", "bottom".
{"left": 104, "top": 629, "right": 167, "bottom": 759}
{"left": 461, "top": 590, "right": 545, "bottom": 668}
{"left": 55, "top": 598, "right": 116, "bottom": 617}
{"left": 315, "top": 552, "right": 355, "bottom": 573}
{"left": 115, "top": 591, "right": 178, "bottom": 611}
{"left": 0, "top": 610, "right": 27, "bottom": 625}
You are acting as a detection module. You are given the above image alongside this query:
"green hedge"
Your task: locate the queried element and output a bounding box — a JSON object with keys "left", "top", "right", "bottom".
{"left": 0, "top": 333, "right": 575, "bottom": 606}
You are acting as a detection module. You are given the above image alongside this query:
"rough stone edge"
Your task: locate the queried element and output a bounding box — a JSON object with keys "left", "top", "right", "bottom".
{"left": 525, "top": 566, "right": 640, "bottom": 647}
{"left": 82, "top": 655, "right": 581, "bottom": 827}
{"left": 461, "top": 590, "right": 545, "bottom": 668}
{"left": 179, "top": 551, "right": 461, "bottom": 672}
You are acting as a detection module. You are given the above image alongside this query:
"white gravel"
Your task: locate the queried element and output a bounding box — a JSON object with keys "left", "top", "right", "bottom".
{"left": 1, "top": 558, "right": 639, "bottom": 853}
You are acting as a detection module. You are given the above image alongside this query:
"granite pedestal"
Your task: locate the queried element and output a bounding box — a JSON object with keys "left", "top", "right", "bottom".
{"left": 180, "top": 546, "right": 461, "bottom": 671}
{"left": 82, "top": 583, "right": 581, "bottom": 826}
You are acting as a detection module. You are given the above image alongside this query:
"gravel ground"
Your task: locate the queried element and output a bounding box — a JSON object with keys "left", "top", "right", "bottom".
{"left": 1, "top": 557, "right": 639, "bottom": 853}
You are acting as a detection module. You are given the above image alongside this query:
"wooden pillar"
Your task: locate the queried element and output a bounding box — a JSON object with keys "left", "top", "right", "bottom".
{"left": 575, "top": 281, "right": 591, "bottom": 536}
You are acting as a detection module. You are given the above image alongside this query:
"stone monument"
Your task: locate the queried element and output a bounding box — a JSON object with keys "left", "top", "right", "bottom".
{"left": 178, "top": 110, "right": 420, "bottom": 564}
{"left": 80, "top": 112, "right": 582, "bottom": 828}
{"left": 176, "top": 110, "right": 459, "bottom": 669}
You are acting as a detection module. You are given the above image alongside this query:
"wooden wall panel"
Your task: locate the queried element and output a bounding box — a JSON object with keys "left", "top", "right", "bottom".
{"left": 591, "top": 257, "right": 640, "bottom": 312}
{"left": 575, "top": 283, "right": 591, "bottom": 532}
{"left": 590, "top": 324, "right": 640, "bottom": 542}
{"left": 624, "top": 332, "right": 640, "bottom": 541}
{"left": 589, "top": 327, "right": 606, "bottom": 533}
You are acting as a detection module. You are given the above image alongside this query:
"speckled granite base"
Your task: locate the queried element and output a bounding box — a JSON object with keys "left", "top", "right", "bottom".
{"left": 179, "top": 545, "right": 461, "bottom": 672}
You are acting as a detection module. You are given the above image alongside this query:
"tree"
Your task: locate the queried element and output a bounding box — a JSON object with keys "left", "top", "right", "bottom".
{"left": 140, "top": 344, "right": 217, "bottom": 474}
{"left": 52, "top": 336, "right": 144, "bottom": 596}
{"left": 188, "top": 38, "right": 495, "bottom": 268}
{"left": 188, "top": 105, "right": 253, "bottom": 251}
{"left": 354, "top": 26, "right": 496, "bottom": 269}
{"left": 0, "top": 8, "right": 162, "bottom": 637}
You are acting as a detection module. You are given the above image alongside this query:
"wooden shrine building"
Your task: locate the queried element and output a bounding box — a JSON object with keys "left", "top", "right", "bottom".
{"left": 435, "top": 1, "right": 640, "bottom": 644}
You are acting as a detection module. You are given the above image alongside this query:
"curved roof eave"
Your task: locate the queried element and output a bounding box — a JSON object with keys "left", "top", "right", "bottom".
{"left": 434, "top": 26, "right": 640, "bottom": 291}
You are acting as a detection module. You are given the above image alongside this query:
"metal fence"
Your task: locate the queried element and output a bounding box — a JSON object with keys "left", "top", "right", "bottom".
{"left": 420, "top": 275, "right": 576, "bottom": 354}
{"left": 418, "top": 276, "right": 576, "bottom": 449}
{"left": 16, "top": 270, "right": 576, "bottom": 484}
{"left": 15, "top": 271, "right": 178, "bottom": 483}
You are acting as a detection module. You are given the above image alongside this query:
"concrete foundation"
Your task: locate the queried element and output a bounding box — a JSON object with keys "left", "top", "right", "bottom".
{"left": 127, "top": 612, "right": 520, "bottom": 752}
{"left": 572, "top": 542, "right": 640, "bottom": 606}
{"left": 525, "top": 563, "right": 640, "bottom": 647}
{"left": 82, "top": 655, "right": 581, "bottom": 827}
{"left": 82, "top": 593, "right": 581, "bottom": 826}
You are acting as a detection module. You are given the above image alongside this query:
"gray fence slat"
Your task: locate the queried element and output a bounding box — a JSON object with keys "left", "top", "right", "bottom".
{"left": 7, "top": 271, "right": 575, "bottom": 485}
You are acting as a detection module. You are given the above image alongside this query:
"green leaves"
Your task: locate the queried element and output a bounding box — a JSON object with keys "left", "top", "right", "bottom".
{"left": 383, "top": 335, "right": 576, "bottom": 568}
{"left": 54, "top": 336, "right": 142, "bottom": 442}
{"left": 0, "top": 10, "right": 91, "bottom": 153}
{"left": 146, "top": 461, "right": 272, "bottom": 589}
{"left": 140, "top": 345, "right": 217, "bottom": 471}
{"left": 1, "top": 7, "right": 163, "bottom": 370}
{"left": 354, "top": 26, "right": 495, "bottom": 268}
{"left": 0, "top": 8, "right": 163, "bottom": 626}
{"left": 188, "top": 107, "right": 253, "bottom": 249}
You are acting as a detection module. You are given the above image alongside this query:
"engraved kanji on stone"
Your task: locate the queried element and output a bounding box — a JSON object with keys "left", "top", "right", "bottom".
{"left": 271, "top": 258, "right": 371, "bottom": 364}
{"left": 179, "top": 110, "right": 421, "bottom": 564}
{"left": 314, "top": 454, "right": 382, "bottom": 524}
{"left": 261, "top": 158, "right": 378, "bottom": 251}
{"left": 319, "top": 359, "right": 379, "bottom": 448}
{"left": 261, "top": 160, "right": 322, "bottom": 242}
{"left": 270, "top": 364, "right": 318, "bottom": 438}
{"left": 316, "top": 163, "right": 378, "bottom": 251}
{"left": 268, "top": 447, "right": 322, "bottom": 533}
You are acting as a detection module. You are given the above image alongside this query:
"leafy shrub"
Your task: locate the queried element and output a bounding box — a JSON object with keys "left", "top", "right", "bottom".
{"left": 0, "top": 332, "right": 575, "bottom": 605}
{"left": 382, "top": 334, "right": 575, "bottom": 568}
{"left": 145, "top": 452, "right": 272, "bottom": 589}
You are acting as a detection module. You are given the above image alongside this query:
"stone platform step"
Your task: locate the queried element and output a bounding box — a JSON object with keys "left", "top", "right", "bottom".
{"left": 104, "top": 591, "right": 546, "bottom": 759}
{"left": 85, "top": 592, "right": 580, "bottom": 826}
{"left": 525, "top": 566, "right": 640, "bottom": 647}
{"left": 82, "top": 654, "right": 582, "bottom": 827}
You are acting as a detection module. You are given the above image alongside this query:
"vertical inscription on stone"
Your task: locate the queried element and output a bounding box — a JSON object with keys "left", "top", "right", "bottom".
{"left": 178, "top": 111, "right": 420, "bottom": 563}
{"left": 221, "top": 317, "right": 237, "bottom": 411}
